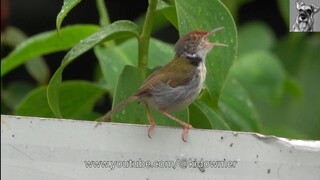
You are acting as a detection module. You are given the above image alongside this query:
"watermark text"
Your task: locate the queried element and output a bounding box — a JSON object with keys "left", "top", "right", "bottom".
{"left": 84, "top": 158, "right": 237, "bottom": 170}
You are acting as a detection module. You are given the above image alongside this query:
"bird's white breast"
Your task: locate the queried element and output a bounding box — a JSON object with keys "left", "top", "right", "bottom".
{"left": 196, "top": 61, "right": 207, "bottom": 94}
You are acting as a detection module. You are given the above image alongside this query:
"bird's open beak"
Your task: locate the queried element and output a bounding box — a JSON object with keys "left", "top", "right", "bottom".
{"left": 207, "top": 26, "right": 224, "bottom": 36}
{"left": 205, "top": 27, "right": 228, "bottom": 48}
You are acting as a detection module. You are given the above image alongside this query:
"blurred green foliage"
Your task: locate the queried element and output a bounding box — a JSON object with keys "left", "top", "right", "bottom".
{"left": 1, "top": 0, "right": 319, "bottom": 140}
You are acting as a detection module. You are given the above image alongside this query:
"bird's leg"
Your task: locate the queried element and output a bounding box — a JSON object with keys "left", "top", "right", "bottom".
{"left": 145, "top": 103, "right": 155, "bottom": 139}
{"left": 160, "top": 110, "right": 192, "bottom": 142}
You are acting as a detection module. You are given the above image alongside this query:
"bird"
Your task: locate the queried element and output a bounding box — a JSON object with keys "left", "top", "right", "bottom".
{"left": 95, "top": 27, "right": 227, "bottom": 142}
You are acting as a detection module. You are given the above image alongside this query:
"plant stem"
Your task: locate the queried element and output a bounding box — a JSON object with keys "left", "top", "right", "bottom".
{"left": 138, "top": 0, "right": 158, "bottom": 77}
{"left": 96, "top": 0, "right": 115, "bottom": 47}
{"left": 96, "top": 0, "right": 110, "bottom": 27}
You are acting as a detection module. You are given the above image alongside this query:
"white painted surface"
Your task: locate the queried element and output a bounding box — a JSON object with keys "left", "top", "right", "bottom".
{"left": 1, "top": 115, "right": 320, "bottom": 180}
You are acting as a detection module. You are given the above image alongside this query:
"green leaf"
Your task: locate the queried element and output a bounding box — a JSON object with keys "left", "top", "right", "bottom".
{"left": 1, "top": 26, "right": 50, "bottom": 84}
{"left": 109, "top": 65, "right": 146, "bottom": 124}
{"left": 56, "top": 0, "right": 81, "bottom": 34}
{"left": 231, "top": 50, "right": 286, "bottom": 105}
{"left": 111, "top": 65, "right": 189, "bottom": 127}
{"left": 95, "top": 38, "right": 174, "bottom": 94}
{"left": 269, "top": 35, "right": 320, "bottom": 139}
{"left": 1, "top": 26, "right": 28, "bottom": 47}
{"left": 193, "top": 100, "right": 230, "bottom": 130}
{"left": 1, "top": 25, "right": 100, "bottom": 76}
{"left": 175, "top": 0, "right": 238, "bottom": 104}
{"left": 238, "top": 22, "right": 276, "bottom": 55}
{"left": 277, "top": 0, "right": 289, "bottom": 26}
{"left": 16, "top": 81, "right": 105, "bottom": 120}
{"left": 47, "top": 20, "right": 140, "bottom": 117}
{"left": 1, "top": 81, "right": 34, "bottom": 110}
{"left": 189, "top": 103, "right": 212, "bottom": 129}
{"left": 122, "top": 38, "right": 174, "bottom": 68}
{"left": 156, "top": 0, "right": 178, "bottom": 29}
{"left": 95, "top": 45, "right": 134, "bottom": 94}
{"left": 273, "top": 33, "right": 307, "bottom": 75}
{"left": 25, "top": 58, "right": 50, "bottom": 85}
{"left": 134, "top": 10, "right": 171, "bottom": 35}
{"left": 219, "top": 78, "right": 261, "bottom": 132}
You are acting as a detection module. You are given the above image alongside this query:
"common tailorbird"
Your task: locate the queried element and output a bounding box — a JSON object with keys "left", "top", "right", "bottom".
{"left": 95, "top": 27, "right": 227, "bottom": 142}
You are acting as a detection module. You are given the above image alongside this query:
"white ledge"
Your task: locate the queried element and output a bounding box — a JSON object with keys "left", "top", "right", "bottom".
{"left": 1, "top": 115, "right": 320, "bottom": 180}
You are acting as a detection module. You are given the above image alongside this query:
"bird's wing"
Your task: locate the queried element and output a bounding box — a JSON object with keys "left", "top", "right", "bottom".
{"left": 135, "top": 60, "right": 195, "bottom": 96}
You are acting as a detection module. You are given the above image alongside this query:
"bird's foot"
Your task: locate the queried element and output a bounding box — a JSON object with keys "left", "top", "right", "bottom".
{"left": 147, "top": 123, "right": 155, "bottom": 139}
{"left": 182, "top": 124, "right": 193, "bottom": 142}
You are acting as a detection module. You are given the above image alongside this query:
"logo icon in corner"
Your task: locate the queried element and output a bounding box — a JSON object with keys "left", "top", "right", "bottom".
{"left": 290, "top": 0, "right": 320, "bottom": 32}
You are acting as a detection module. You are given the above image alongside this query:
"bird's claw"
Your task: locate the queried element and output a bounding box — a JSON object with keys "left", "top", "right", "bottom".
{"left": 182, "top": 124, "right": 192, "bottom": 142}
{"left": 147, "top": 123, "right": 155, "bottom": 139}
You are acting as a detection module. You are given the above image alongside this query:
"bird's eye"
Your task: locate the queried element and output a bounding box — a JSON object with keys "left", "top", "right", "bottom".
{"left": 191, "top": 35, "right": 198, "bottom": 42}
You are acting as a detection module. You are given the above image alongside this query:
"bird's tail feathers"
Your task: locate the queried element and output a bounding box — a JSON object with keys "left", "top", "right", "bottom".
{"left": 99, "top": 95, "right": 138, "bottom": 122}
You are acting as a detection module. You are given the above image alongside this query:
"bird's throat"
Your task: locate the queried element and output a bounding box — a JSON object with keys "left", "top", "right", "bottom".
{"left": 177, "top": 53, "right": 205, "bottom": 67}
{"left": 187, "top": 55, "right": 203, "bottom": 66}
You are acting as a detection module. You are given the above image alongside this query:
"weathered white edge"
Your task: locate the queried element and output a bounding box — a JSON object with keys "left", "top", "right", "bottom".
{"left": 1, "top": 115, "right": 320, "bottom": 180}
